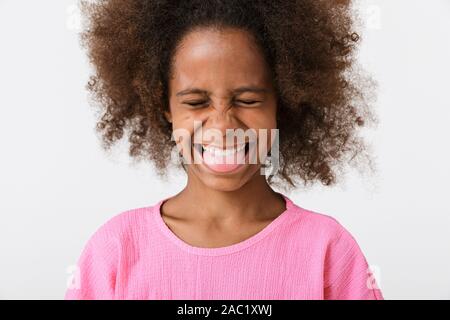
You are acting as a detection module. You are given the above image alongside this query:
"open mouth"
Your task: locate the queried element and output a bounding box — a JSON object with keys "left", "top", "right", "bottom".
{"left": 193, "top": 141, "right": 250, "bottom": 157}
{"left": 191, "top": 141, "right": 252, "bottom": 173}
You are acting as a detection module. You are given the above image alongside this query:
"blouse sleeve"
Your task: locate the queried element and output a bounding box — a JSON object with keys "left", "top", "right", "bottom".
{"left": 64, "top": 226, "right": 118, "bottom": 300}
{"left": 323, "top": 223, "right": 384, "bottom": 300}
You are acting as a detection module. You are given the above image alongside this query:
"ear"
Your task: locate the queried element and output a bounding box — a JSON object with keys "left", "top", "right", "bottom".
{"left": 164, "top": 111, "right": 172, "bottom": 123}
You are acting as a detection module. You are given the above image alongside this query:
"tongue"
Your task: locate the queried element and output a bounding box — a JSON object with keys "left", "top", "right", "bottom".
{"left": 203, "top": 148, "right": 246, "bottom": 173}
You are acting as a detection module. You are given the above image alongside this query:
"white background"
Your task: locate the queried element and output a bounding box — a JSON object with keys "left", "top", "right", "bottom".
{"left": 0, "top": 0, "right": 449, "bottom": 299}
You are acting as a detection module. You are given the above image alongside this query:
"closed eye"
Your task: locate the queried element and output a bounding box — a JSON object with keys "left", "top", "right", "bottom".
{"left": 184, "top": 101, "right": 208, "bottom": 107}
{"left": 236, "top": 100, "right": 260, "bottom": 106}
{"left": 183, "top": 100, "right": 261, "bottom": 108}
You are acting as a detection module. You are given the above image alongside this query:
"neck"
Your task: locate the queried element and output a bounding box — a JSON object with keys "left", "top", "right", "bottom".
{"left": 176, "top": 169, "right": 285, "bottom": 223}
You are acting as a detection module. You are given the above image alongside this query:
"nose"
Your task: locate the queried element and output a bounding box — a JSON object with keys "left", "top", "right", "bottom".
{"left": 201, "top": 98, "right": 244, "bottom": 143}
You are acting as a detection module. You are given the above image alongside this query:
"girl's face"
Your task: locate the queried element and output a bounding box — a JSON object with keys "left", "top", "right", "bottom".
{"left": 166, "top": 27, "right": 278, "bottom": 191}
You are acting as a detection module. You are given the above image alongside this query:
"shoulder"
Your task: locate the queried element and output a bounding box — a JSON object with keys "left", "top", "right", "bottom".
{"left": 86, "top": 202, "right": 158, "bottom": 246}
{"left": 74, "top": 201, "right": 161, "bottom": 263}
{"left": 285, "top": 200, "right": 369, "bottom": 275}
{"left": 287, "top": 202, "right": 381, "bottom": 295}
{"left": 65, "top": 203, "right": 160, "bottom": 300}
{"left": 287, "top": 200, "right": 356, "bottom": 247}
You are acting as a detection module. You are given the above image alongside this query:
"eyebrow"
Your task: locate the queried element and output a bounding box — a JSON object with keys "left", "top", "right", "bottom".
{"left": 175, "top": 86, "right": 268, "bottom": 97}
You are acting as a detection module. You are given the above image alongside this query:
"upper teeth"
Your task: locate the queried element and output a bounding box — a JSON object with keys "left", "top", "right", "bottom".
{"left": 202, "top": 144, "right": 246, "bottom": 156}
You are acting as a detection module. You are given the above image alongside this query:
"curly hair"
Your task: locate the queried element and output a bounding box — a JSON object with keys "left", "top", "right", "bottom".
{"left": 79, "top": 0, "right": 376, "bottom": 191}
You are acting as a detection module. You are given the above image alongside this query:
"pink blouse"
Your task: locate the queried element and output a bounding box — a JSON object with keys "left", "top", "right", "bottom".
{"left": 64, "top": 193, "right": 384, "bottom": 300}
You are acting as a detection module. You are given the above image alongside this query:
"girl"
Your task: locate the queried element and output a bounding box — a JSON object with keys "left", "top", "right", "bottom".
{"left": 65, "top": 0, "right": 383, "bottom": 300}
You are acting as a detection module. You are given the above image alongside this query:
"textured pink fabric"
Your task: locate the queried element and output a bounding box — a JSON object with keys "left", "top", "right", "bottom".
{"left": 64, "top": 194, "right": 384, "bottom": 300}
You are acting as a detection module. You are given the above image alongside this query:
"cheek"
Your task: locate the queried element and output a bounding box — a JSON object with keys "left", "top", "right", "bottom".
{"left": 170, "top": 116, "right": 196, "bottom": 154}
{"left": 239, "top": 107, "right": 277, "bottom": 131}
{"left": 241, "top": 108, "right": 278, "bottom": 152}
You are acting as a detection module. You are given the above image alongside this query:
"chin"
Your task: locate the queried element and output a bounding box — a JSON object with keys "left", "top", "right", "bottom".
{"left": 188, "top": 164, "right": 261, "bottom": 192}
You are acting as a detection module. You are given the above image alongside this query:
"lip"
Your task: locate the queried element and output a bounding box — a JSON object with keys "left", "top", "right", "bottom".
{"left": 191, "top": 141, "right": 253, "bottom": 175}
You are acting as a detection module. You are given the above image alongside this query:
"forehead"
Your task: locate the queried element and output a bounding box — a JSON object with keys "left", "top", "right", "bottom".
{"left": 170, "top": 27, "right": 271, "bottom": 89}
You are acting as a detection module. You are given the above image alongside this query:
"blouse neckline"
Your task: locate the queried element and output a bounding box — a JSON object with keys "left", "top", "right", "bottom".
{"left": 152, "top": 192, "right": 296, "bottom": 256}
